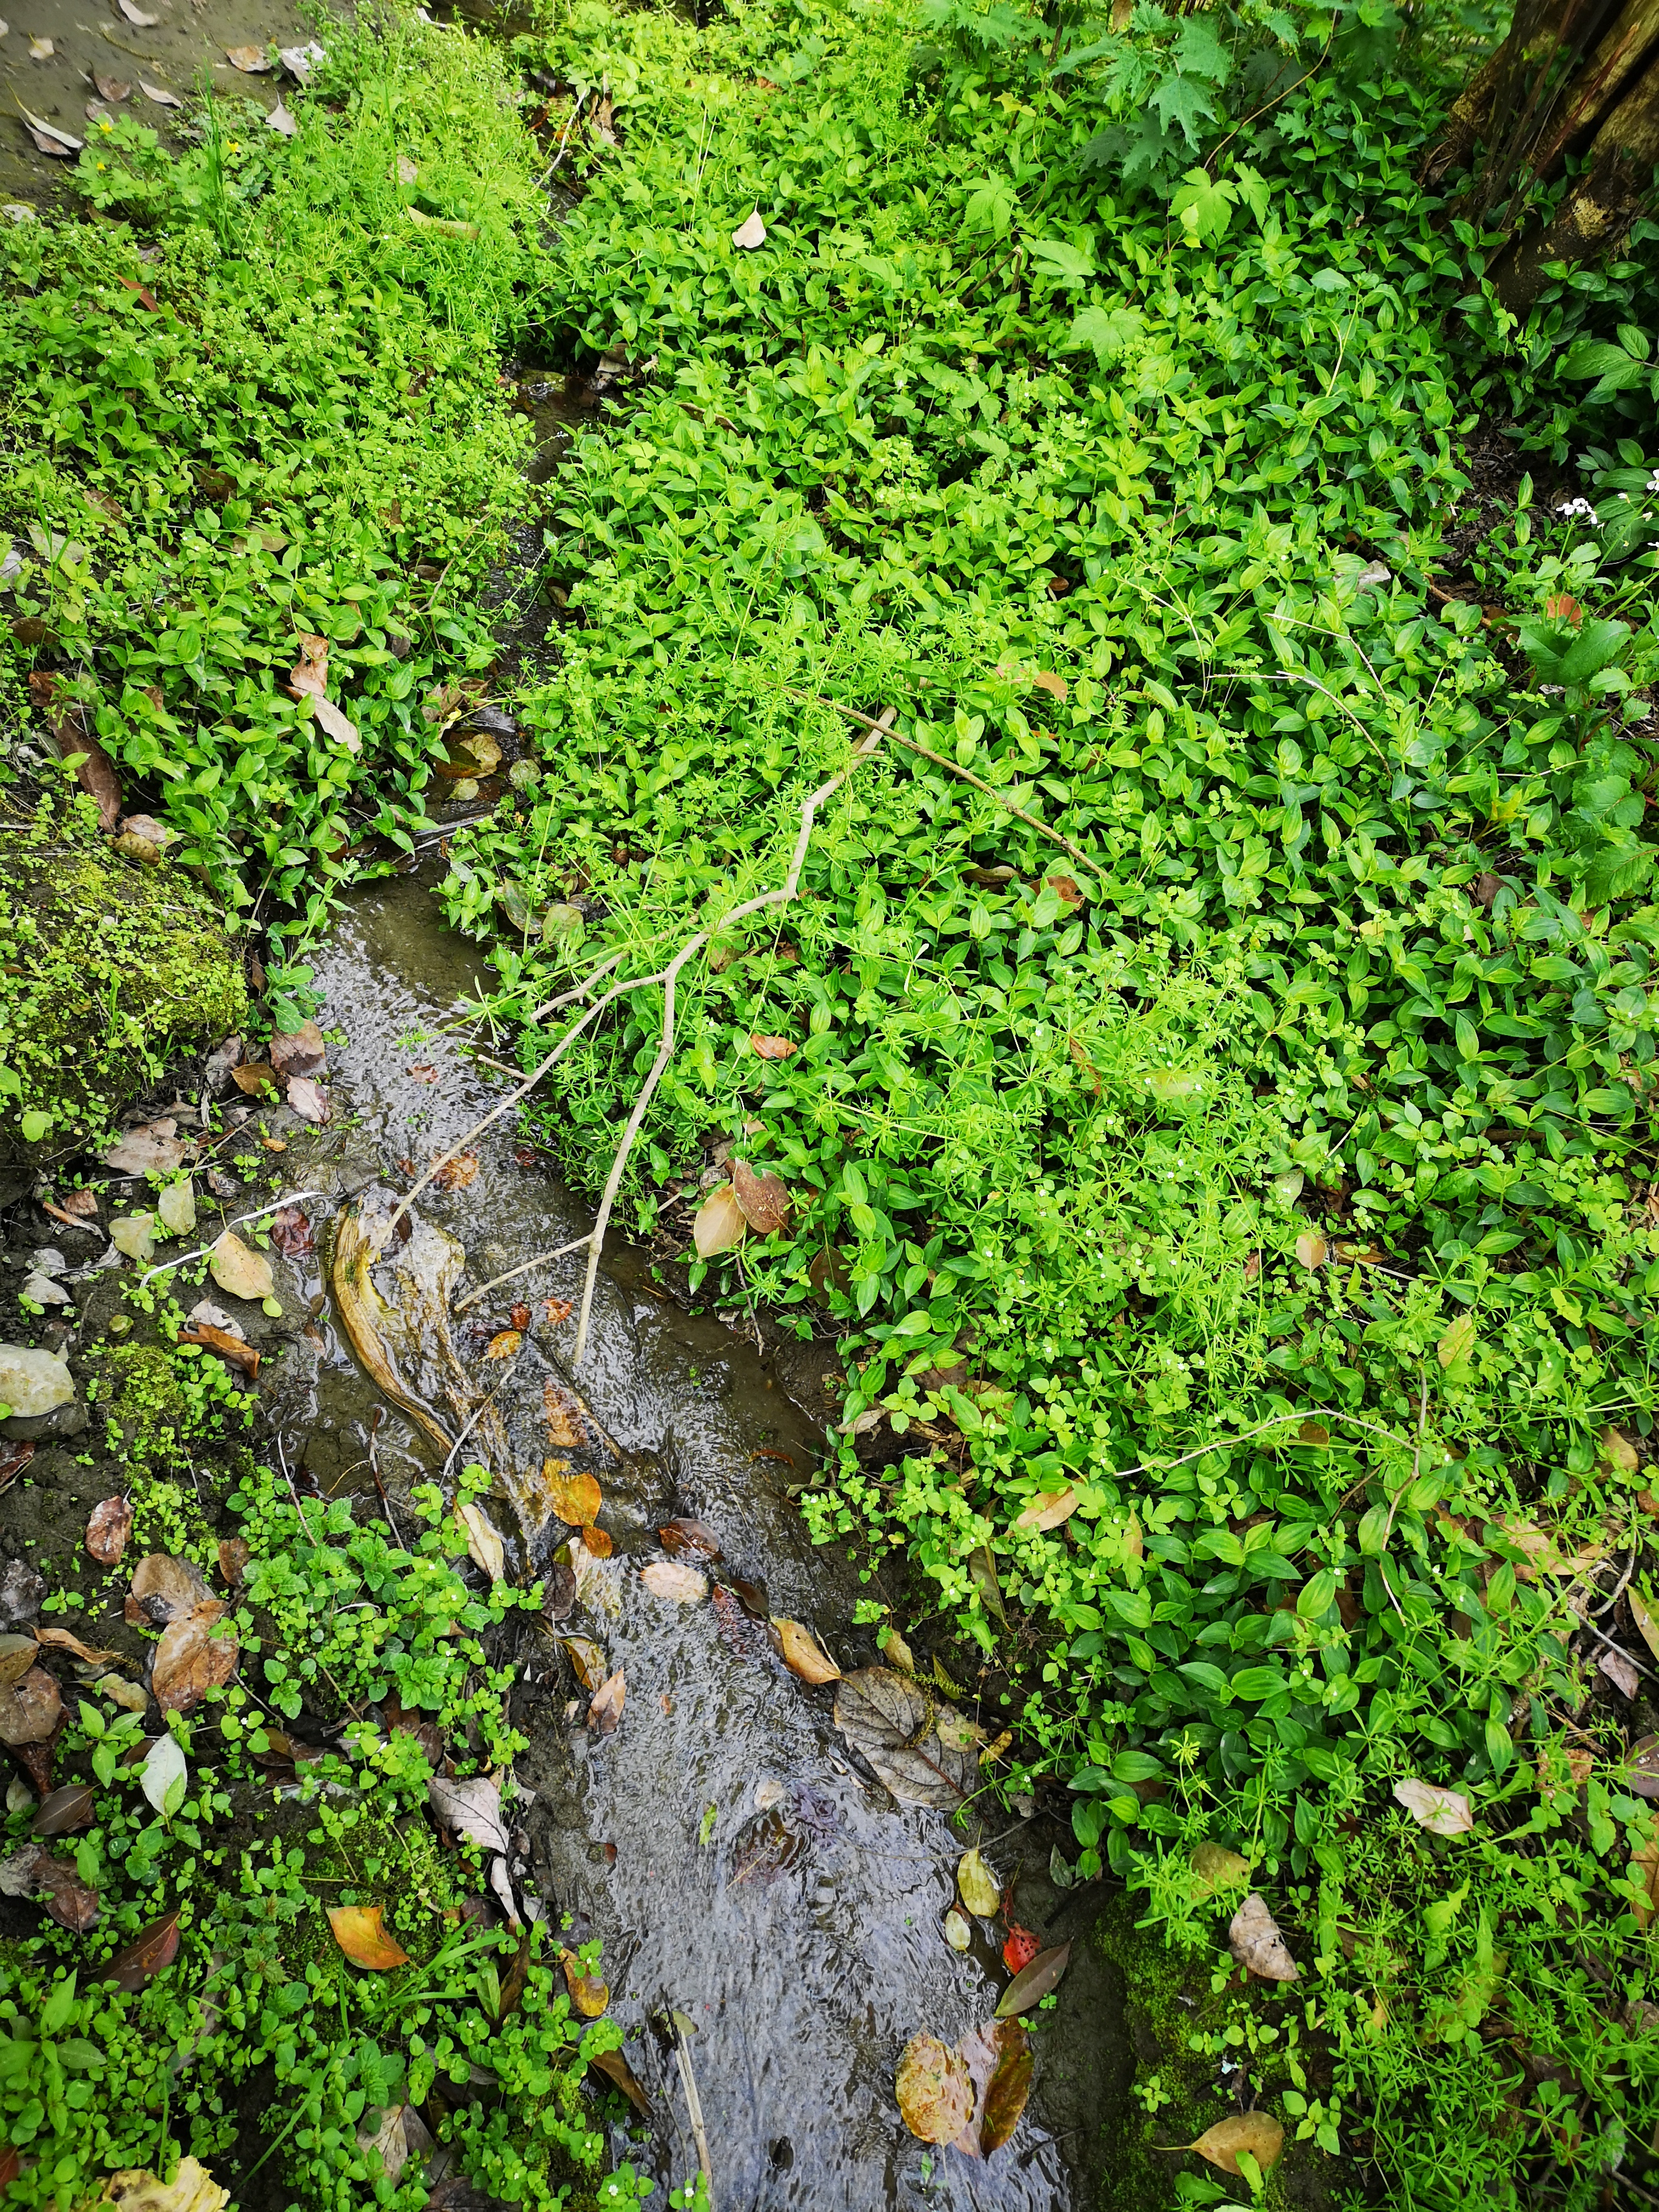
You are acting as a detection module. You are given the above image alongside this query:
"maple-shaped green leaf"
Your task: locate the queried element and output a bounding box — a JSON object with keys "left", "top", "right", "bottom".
{"left": 1067, "top": 303, "right": 1145, "bottom": 364}
{"left": 962, "top": 175, "right": 1018, "bottom": 238}
{"left": 1174, "top": 15, "right": 1232, "bottom": 82}
{"left": 1171, "top": 167, "right": 1236, "bottom": 244}
{"left": 1027, "top": 236, "right": 1096, "bottom": 285}
{"left": 1151, "top": 72, "right": 1217, "bottom": 147}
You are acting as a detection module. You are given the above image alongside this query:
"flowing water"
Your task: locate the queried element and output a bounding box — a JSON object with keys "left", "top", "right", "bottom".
{"left": 262, "top": 849, "right": 1104, "bottom": 2211}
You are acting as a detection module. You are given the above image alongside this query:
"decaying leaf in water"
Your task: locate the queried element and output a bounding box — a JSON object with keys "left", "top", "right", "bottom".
{"left": 580, "top": 1524, "right": 612, "bottom": 1558}
{"left": 428, "top": 1773, "right": 509, "bottom": 1856}
{"left": 130, "top": 1553, "right": 211, "bottom": 1624}
{"left": 431, "top": 1150, "right": 480, "bottom": 1191}
{"left": 543, "top": 1381, "right": 589, "bottom": 1447}
{"left": 230, "top": 1062, "right": 277, "bottom": 1096}
{"left": 731, "top": 1159, "right": 791, "bottom": 1236}
{"left": 732, "top": 1576, "right": 769, "bottom": 1619}
{"left": 1293, "top": 1230, "right": 1327, "bottom": 1269}
{"left": 1392, "top": 1778, "right": 1474, "bottom": 1836}
{"left": 327, "top": 1903, "right": 411, "bottom": 1969}
{"left": 286, "top": 1076, "right": 332, "bottom": 1125}
{"left": 588, "top": 1667, "right": 625, "bottom": 1733}
{"left": 589, "top": 2044, "right": 651, "bottom": 2114}
{"left": 659, "top": 1518, "right": 722, "bottom": 1561}
{"left": 640, "top": 1560, "right": 708, "bottom": 1604}
{"left": 209, "top": 1232, "right": 274, "bottom": 1304}
{"left": 0, "top": 1667, "right": 62, "bottom": 1746}
{"left": 1228, "top": 1894, "right": 1299, "bottom": 1982}
{"left": 457, "top": 1498, "right": 506, "bottom": 1583}
{"left": 569, "top": 1535, "right": 620, "bottom": 1617}
{"left": 1190, "top": 1841, "right": 1250, "bottom": 1898}
{"left": 560, "top": 1635, "right": 608, "bottom": 1691}
{"left": 693, "top": 1184, "right": 747, "bottom": 1257}
{"left": 770, "top": 1617, "right": 840, "bottom": 1684}
{"left": 943, "top": 1908, "right": 971, "bottom": 1951}
{"left": 217, "top": 1537, "right": 250, "bottom": 1589}
{"left": 0, "top": 1634, "right": 38, "bottom": 1691}
{"left": 995, "top": 1942, "right": 1071, "bottom": 2019}
{"left": 36, "top": 1626, "right": 119, "bottom": 1665}
{"left": 1013, "top": 1487, "right": 1079, "bottom": 1533}
{"left": 979, "top": 2019, "right": 1034, "bottom": 2154}
{"left": 560, "top": 1947, "right": 609, "bottom": 2016}
{"left": 36, "top": 1856, "right": 100, "bottom": 1932}
{"left": 104, "top": 1908, "right": 181, "bottom": 1992}
{"left": 485, "top": 1329, "right": 522, "bottom": 1361}
{"left": 957, "top": 1846, "right": 1000, "bottom": 1918}
{"left": 833, "top": 1666, "right": 979, "bottom": 1808}
{"left": 895, "top": 2034, "right": 973, "bottom": 2144}
{"left": 1181, "top": 2112, "right": 1285, "bottom": 2177}
{"left": 31, "top": 1785, "right": 95, "bottom": 1837}
{"left": 94, "top": 72, "right": 132, "bottom": 99}
{"left": 151, "top": 1602, "right": 238, "bottom": 1715}
{"left": 542, "top": 1463, "right": 602, "bottom": 1528}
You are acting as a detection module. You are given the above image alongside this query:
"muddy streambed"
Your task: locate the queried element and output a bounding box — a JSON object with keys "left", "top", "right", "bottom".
{"left": 266, "top": 857, "right": 1121, "bottom": 2211}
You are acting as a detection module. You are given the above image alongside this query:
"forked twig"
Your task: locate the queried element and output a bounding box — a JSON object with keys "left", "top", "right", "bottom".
{"left": 568, "top": 709, "right": 894, "bottom": 1366}
{"left": 453, "top": 1236, "right": 592, "bottom": 1314}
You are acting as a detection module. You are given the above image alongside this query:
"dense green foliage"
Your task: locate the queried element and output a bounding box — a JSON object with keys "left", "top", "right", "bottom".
{"left": 0, "top": 13, "right": 544, "bottom": 1012}
{"left": 436, "top": 0, "right": 1659, "bottom": 2200}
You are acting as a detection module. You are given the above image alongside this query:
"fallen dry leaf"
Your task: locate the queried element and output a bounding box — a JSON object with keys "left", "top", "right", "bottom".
{"left": 36, "top": 1855, "right": 100, "bottom": 1932}
{"left": 485, "top": 1329, "right": 522, "bottom": 1361}
{"left": 1013, "top": 1486, "right": 1079, "bottom": 1533}
{"left": 104, "top": 1117, "right": 189, "bottom": 1176}
{"left": 1182, "top": 2111, "right": 1284, "bottom": 2177}
{"left": 640, "top": 1560, "right": 708, "bottom": 1604}
{"left": 1601, "top": 1646, "right": 1641, "bottom": 1698}
{"left": 1228, "top": 1894, "right": 1299, "bottom": 1982}
{"left": 139, "top": 77, "right": 182, "bottom": 106}
{"left": 588, "top": 1667, "right": 626, "bottom": 1733}
{"left": 692, "top": 1184, "right": 747, "bottom": 1258}
{"left": 31, "top": 1785, "right": 95, "bottom": 1838}
{"left": 115, "top": 0, "right": 159, "bottom": 19}
{"left": 1392, "top": 1777, "right": 1475, "bottom": 1836}
{"left": 151, "top": 1601, "right": 238, "bottom": 1715}
{"left": 28, "top": 35, "right": 53, "bottom": 55}
{"left": 896, "top": 2035, "right": 973, "bottom": 2143}
{"left": 748, "top": 1031, "right": 795, "bottom": 1059}
{"left": 35, "top": 1627, "right": 119, "bottom": 1665}
{"left": 432, "top": 1150, "right": 480, "bottom": 1191}
{"left": 731, "top": 1158, "right": 791, "bottom": 1236}
{"left": 589, "top": 2045, "right": 651, "bottom": 2114}
{"left": 1031, "top": 670, "right": 1068, "bottom": 701}
{"left": 217, "top": 1537, "right": 250, "bottom": 1588}
{"left": 770, "top": 1616, "right": 840, "bottom": 1684}
{"left": 130, "top": 1553, "right": 211, "bottom": 1624}
{"left": 328, "top": 1903, "right": 411, "bottom": 1969}
{"left": 879, "top": 1624, "right": 915, "bottom": 1674}
{"left": 82, "top": 2157, "right": 227, "bottom": 2211}
{"left": 1623, "top": 1736, "right": 1659, "bottom": 1801}
{"left": 957, "top": 1845, "right": 1000, "bottom": 1919}
{"left": 0, "top": 1634, "right": 41, "bottom": 1689}
{"left": 428, "top": 1773, "right": 508, "bottom": 1855}
{"left": 104, "top": 1908, "right": 180, "bottom": 1992}
{"left": 1190, "top": 1840, "right": 1250, "bottom": 1898}
{"left": 978, "top": 2018, "right": 1034, "bottom": 2155}
{"left": 1293, "top": 1230, "right": 1327, "bottom": 1269}
{"left": 208, "top": 1230, "right": 275, "bottom": 1304}
{"left": 267, "top": 1205, "right": 315, "bottom": 1257}
{"left": 230, "top": 1062, "right": 277, "bottom": 1096}
{"left": 86, "top": 1495, "right": 133, "bottom": 1565}
{"left": 0, "top": 1667, "right": 62, "bottom": 1747}
{"left": 286, "top": 1076, "right": 331, "bottom": 1124}
{"left": 542, "top": 1379, "right": 587, "bottom": 1443}
{"left": 225, "top": 42, "right": 270, "bottom": 70}
{"left": 731, "top": 208, "right": 766, "bottom": 250}
{"left": 265, "top": 99, "right": 297, "bottom": 136}
{"left": 581, "top": 1523, "right": 613, "bottom": 1558}
{"left": 544, "top": 1462, "right": 602, "bottom": 1527}
{"left": 94, "top": 72, "right": 132, "bottom": 100}
{"left": 560, "top": 1947, "right": 609, "bottom": 2016}
{"left": 833, "top": 1666, "right": 979, "bottom": 1808}
{"left": 177, "top": 1324, "right": 260, "bottom": 1379}
{"left": 995, "top": 1942, "right": 1071, "bottom": 2019}
{"left": 1630, "top": 1587, "right": 1659, "bottom": 1666}
{"left": 658, "top": 1518, "right": 722, "bottom": 1562}
{"left": 457, "top": 1499, "right": 506, "bottom": 1583}
{"left": 560, "top": 1635, "right": 608, "bottom": 1691}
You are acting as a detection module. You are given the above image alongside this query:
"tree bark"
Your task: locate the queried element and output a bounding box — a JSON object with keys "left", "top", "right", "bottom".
{"left": 1493, "top": 55, "right": 1659, "bottom": 304}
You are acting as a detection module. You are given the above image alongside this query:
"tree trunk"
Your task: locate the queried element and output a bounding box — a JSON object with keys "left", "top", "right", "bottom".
{"left": 1423, "top": 0, "right": 1659, "bottom": 306}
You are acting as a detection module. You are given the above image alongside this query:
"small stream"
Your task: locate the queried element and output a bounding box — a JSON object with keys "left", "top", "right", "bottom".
{"left": 266, "top": 860, "right": 1087, "bottom": 2211}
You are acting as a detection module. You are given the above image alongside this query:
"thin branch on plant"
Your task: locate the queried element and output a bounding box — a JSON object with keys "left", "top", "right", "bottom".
{"left": 1580, "top": 1615, "right": 1659, "bottom": 1684}
{"left": 569, "top": 709, "right": 896, "bottom": 1366}
{"left": 790, "top": 690, "right": 1103, "bottom": 883}
{"left": 667, "top": 2010, "right": 716, "bottom": 2208}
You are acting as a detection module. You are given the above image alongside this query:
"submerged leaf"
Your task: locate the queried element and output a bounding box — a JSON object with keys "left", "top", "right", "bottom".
{"left": 979, "top": 2019, "right": 1034, "bottom": 2154}
{"left": 588, "top": 1667, "right": 625, "bottom": 1734}
{"left": 658, "top": 1518, "right": 722, "bottom": 1561}
{"left": 957, "top": 1845, "right": 1000, "bottom": 1919}
{"left": 328, "top": 1903, "right": 411, "bottom": 1970}
{"left": 640, "top": 1560, "right": 708, "bottom": 1604}
{"left": 544, "top": 1462, "right": 602, "bottom": 1528}
{"left": 995, "top": 1942, "right": 1071, "bottom": 2019}
{"left": 770, "top": 1617, "right": 840, "bottom": 1684}
{"left": 833, "top": 1666, "right": 979, "bottom": 1808}
{"left": 943, "top": 1907, "right": 971, "bottom": 1952}
{"left": 896, "top": 2034, "right": 972, "bottom": 2143}
{"left": 560, "top": 1635, "right": 608, "bottom": 1690}
{"left": 589, "top": 2044, "right": 651, "bottom": 2114}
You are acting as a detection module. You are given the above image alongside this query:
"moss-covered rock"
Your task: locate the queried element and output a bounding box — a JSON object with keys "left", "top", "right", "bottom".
{"left": 0, "top": 788, "right": 245, "bottom": 1150}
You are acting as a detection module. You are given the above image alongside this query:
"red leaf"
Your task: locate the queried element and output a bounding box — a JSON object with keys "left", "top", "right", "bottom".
{"left": 1001, "top": 1925, "right": 1041, "bottom": 1974}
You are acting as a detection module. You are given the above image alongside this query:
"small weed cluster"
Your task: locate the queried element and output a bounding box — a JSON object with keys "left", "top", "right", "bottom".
{"left": 439, "top": 0, "right": 1659, "bottom": 2199}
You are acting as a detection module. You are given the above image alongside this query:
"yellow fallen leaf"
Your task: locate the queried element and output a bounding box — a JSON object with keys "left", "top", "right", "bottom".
{"left": 770, "top": 1617, "right": 840, "bottom": 1684}
{"left": 327, "top": 1903, "right": 411, "bottom": 1970}
{"left": 957, "top": 1845, "right": 1000, "bottom": 1917}
{"left": 1182, "top": 2112, "right": 1284, "bottom": 2176}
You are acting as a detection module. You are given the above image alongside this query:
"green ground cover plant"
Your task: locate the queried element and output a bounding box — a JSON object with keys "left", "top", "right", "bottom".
{"left": 432, "top": 0, "right": 1659, "bottom": 2199}
{"left": 0, "top": 7, "right": 549, "bottom": 1006}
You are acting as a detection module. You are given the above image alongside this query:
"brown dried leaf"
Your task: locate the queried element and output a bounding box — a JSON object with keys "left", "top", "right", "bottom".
{"left": 432, "top": 1151, "right": 480, "bottom": 1192}
{"left": 731, "top": 1158, "right": 791, "bottom": 1237}
{"left": 995, "top": 1943, "right": 1071, "bottom": 2019}
{"left": 1013, "top": 1486, "right": 1078, "bottom": 1533}
{"left": 18, "top": 103, "right": 82, "bottom": 155}
{"left": 1293, "top": 1230, "right": 1327, "bottom": 1269}
{"left": 457, "top": 1499, "right": 506, "bottom": 1583}
{"left": 561, "top": 1636, "right": 608, "bottom": 1691}
{"left": 581, "top": 1524, "right": 613, "bottom": 1558}
{"left": 151, "top": 1601, "right": 238, "bottom": 1715}
{"left": 1623, "top": 1736, "right": 1659, "bottom": 1801}
{"left": 230, "top": 1062, "right": 278, "bottom": 1096}
{"left": 640, "top": 1560, "right": 708, "bottom": 1604}
{"left": 327, "top": 1903, "right": 411, "bottom": 1969}
{"left": 748, "top": 1033, "right": 796, "bottom": 1059}
{"left": 103, "top": 1116, "right": 187, "bottom": 1176}
{"left": 1228, "top": 1894, "right": 1299, "bottom": 1981}
{"left": 896, "top": 2035, "right": 973, "bottom": 2143}
{"left": 658, "top": 1518, "right": 723, "bottom": 1562}
{"left": 0, "top": 1667, "right": 62, "bottom": 1747}
{"left": 833, "top": 1666, "right": 979, "bottom": 1808}
{"left": 485, "top": 1329, "right": 523, "bottom": 1361}
{"left": 225, "top": 42, "right": 270, "bottom": 70}
{"left": 104, "top": 1908, "right": 180, "bottom": 1991}
{"left": 588, "top": 1667, "right": 625, "bottom": 1734}
{"left": 544, "top": 1463, "right": 602, "bottom": 1528}
{"left": 693, "top": 1184, "right": 747, "bottom": 1258}
{"left": 94, "top": 73, "right": 132, "bottom": 100}
{"left": 130, "top": 1553, "right": 211, "bottom": 1625}
{"left": 31, "top": 1785, "right": 95, "bottom": 1837}
{"left": 1392, "top": 1777, "right": 1475, "bottom": 1836}
{"left": 217, "top": 1537, "right": 250, "bottom": 1589}
{"left": 36, "top": 1855, "right": 99, "bottom": 1932}
{"left": 589, "top": 2045, "right": 651, "bottom": 2114}
{"left": 0, "top": 1635, "right": 38, "bottom": 1691}
{"left": 177, "top": 1324, "right": 260, "bottom": 1379}
{"left": 1184, "top": 2112, "right": 1284, "bottom": 2177}
{"left": 979, "top": 2019, "right": 1034, "bottom": 2154}
{"left": 35, "top": 1627, "right": 119, "bottom": 1666}
{"left": 542, "top": 1381, "right": 588, "bottom": 1447}
{"left": 86, "top": 1495, "right": 133, "bottom": 1565}
{"left": 1601, "top": 1646, "right": 1641, "bottom": 1698}
{"left": 769, "top": 1617, "right": 840, "bottom": 1684}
